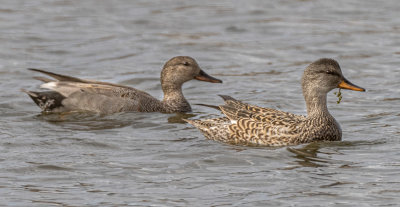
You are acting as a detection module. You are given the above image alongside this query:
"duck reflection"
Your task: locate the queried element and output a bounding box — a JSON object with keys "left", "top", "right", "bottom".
{"left": 167, "top": 113, "right": 196, "bottom": 124}
{"left": 34, "top": 111, "right": 145, "bottom": 131}
{"left": 287, "top": 142, "right": 329, "bottom": 168}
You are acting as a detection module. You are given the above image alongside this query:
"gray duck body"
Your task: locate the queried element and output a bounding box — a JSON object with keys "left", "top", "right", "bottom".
{"left": 185, "top": 58, "right": 365, "bottom": 147}
{"left": 24, "top": 56, "right": 222, "bottom": 114}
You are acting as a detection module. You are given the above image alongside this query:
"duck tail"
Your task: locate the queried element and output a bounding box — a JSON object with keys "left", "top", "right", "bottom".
{"left": 183, "top": 118, "right": 207, "bottom": 129}
{"left": 28, "top": 68, "right": 84, "bottom": 83}
{"left": 33, "top": 76, "right": 54, "bottom": 83}
{"left": 218, "top": 95, "right": 237, "bottom": 101}
{"left": 22, "top": 89, "right": 65, "bottom": 112}
{"left": 195, "top": 103, "right": 221, "bottom": 110}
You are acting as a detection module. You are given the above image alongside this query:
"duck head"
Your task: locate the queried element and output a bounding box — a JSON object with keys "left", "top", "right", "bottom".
{"left": 302, "top": 58, "right": 365, "bottom": 95}
{"left": 161, "top": 56, "right": 222, "bottom": 90}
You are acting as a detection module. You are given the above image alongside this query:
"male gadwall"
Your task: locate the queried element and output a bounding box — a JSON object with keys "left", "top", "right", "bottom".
{"left": 185, "top": 58, "right": 365, "bottom": 146}
{"left": 23, "top": 56, "right": 222, "bottom": 114}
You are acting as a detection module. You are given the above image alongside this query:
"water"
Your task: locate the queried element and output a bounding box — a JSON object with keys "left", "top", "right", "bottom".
{"left": 1, "top": 0, "right": 400, "bottom": 206}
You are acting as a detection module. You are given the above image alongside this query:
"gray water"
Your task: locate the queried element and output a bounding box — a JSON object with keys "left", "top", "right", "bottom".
{"left": 1, "top": 0, "right": 400, "bottom": 206}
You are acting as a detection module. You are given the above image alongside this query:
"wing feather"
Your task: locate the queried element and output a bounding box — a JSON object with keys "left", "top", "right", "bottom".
{"left": 187, "top": 95, "right": 306, "bottom": 146}
{"left": 29, "top": 68, "right": 135, "bottom": 89}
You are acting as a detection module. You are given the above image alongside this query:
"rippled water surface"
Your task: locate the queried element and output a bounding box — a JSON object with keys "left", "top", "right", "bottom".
{"left": 1, "top": 0, "right": 400, "bottom": 206}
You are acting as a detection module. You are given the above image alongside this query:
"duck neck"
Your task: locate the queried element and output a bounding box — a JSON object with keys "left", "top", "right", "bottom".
{"left": 161, "top": 83, "right": 191, "bottom": 112}
{"left": 303, "top": 89, "right": 330, "bottom": 117}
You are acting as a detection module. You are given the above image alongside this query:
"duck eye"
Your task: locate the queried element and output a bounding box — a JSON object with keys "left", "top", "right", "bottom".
{"left": 183, "top": 62, "right": 190, "bottom": 66}
{"left": 326, "top": 71, "right": 336, "bottom": 75}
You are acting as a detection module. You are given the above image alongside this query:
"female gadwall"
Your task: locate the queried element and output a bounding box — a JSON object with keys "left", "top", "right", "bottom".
{"left": 24, "top": 56, "right": 222, "bottom": 114}
{"left": 185, "top": 58, "right": 365, "bottom": 146}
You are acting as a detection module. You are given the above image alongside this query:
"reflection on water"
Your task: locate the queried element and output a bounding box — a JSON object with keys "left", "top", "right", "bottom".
{"left": 167, "top": 112, "right": 197, "bottom": 124}
{"left": 287, "top": 142, "right": 345, "bottom": 168}
{"left": 1, "top": 0, "right": 400, "bottom": 206}
{"left": 33, "top": 111, "right": 194, "bottom": 130}
{"left": 287, "top": 144, "right": 324, "bottom": 167}
{"left": 35, "top": 112, "right": 140, "bottom": 130}
{"left": 287, "top": 140, "right": 388, "bottom": 169}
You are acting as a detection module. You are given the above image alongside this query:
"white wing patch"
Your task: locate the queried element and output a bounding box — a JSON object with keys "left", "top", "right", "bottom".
{"left": 40, "top": 82, "right": 57, "bottom": 90}
{"left": 40, "top": 82, "right": 84, "bottom": 97}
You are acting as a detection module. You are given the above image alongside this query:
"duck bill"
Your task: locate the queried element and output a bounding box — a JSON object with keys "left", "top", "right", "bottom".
{"left": 194, "top": 70, "right": 222, "bottom": 83}
{"left": 338, "top": 78, "right": 365, "bottom": 92}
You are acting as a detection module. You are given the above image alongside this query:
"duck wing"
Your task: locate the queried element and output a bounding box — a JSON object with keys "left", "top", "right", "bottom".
{"left": 29, "top": 68, "right": 134, "bottom": 89}
{"left": 226, "top": 114, "right": 304, "bottom": 146}
{"left": 186, "top": 95, "right": 305, "bottom": 146}
{"left": 218, "top": 95, "right": 305, "bottom": 122}
{"left": 196, "top": 94, "right": 294, "bottom": 119}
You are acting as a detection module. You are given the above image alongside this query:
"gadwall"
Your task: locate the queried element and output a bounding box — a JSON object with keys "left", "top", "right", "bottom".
{"left": 23, "top": 56, "right": 222, "bottom": 114}
{"left": 185, "top": 58, "right": 365, "bottom": 146}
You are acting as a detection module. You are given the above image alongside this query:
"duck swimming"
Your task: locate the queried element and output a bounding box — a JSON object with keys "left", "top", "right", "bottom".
{"left": 23, "top": 56, "right": 222, "bottom": 114}
{"left": 185, "top": 58, "right": 365, "bottom": 147}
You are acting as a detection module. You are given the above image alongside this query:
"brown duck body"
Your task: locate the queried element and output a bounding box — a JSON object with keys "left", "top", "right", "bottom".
{"left": 24, "top": 56, "right": 222, "bottom": 114}
{"left": 186, "top": 58, "right": 365, "bottom": 147}
{"left": 186, "top": 96, "right": 341, "bottom": 146}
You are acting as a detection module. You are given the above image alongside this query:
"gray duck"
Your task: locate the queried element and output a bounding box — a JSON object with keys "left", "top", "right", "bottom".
{"left": 185, "top": 58, "right": 365, "bottom": 146}
{"left": 23, "top": 56, "right": 222, "bottom": 114}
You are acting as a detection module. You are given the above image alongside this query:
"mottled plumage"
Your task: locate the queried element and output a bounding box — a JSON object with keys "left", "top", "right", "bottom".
{"left": 185, "top": 58, "right": 365, "bottom": 147}
{"left": 23, "top": 56, "right": 222, "bottom": 114}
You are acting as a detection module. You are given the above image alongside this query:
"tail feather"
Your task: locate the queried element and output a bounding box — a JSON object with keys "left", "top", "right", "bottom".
{"left": 195, "top": 103, "right": 221, "bottom": 110}
{"left": 218, "top": 95, "right": 236, "bottom": 101}
{"left": 33, "top": 76, "right": 54, "bottom": 83}
{"left": 182, "top": 118, "right": 194, "bottom": 125}
{"left": 195, "top": 95, "right": 238, "bottom": 111}
{"left": 28, "top": 68, "right": 134, "bottom": 89}
{"left": 28, "top": 68, "right": 85, "bottom": 83}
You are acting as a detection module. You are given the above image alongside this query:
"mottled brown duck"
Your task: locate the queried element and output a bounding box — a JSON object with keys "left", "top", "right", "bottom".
{"left": 185, "top": 58, "right": 365, "bottom": 147}
{"left": 23, "top": 56, "right": 222, "bottom": 114}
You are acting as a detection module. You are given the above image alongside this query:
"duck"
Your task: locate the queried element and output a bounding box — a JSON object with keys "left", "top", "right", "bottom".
{"left": 184, "top": 58, "right": 365, "bottom": 147}
{"left": 23, "top": 56, "right": 222, "bottom": 114}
